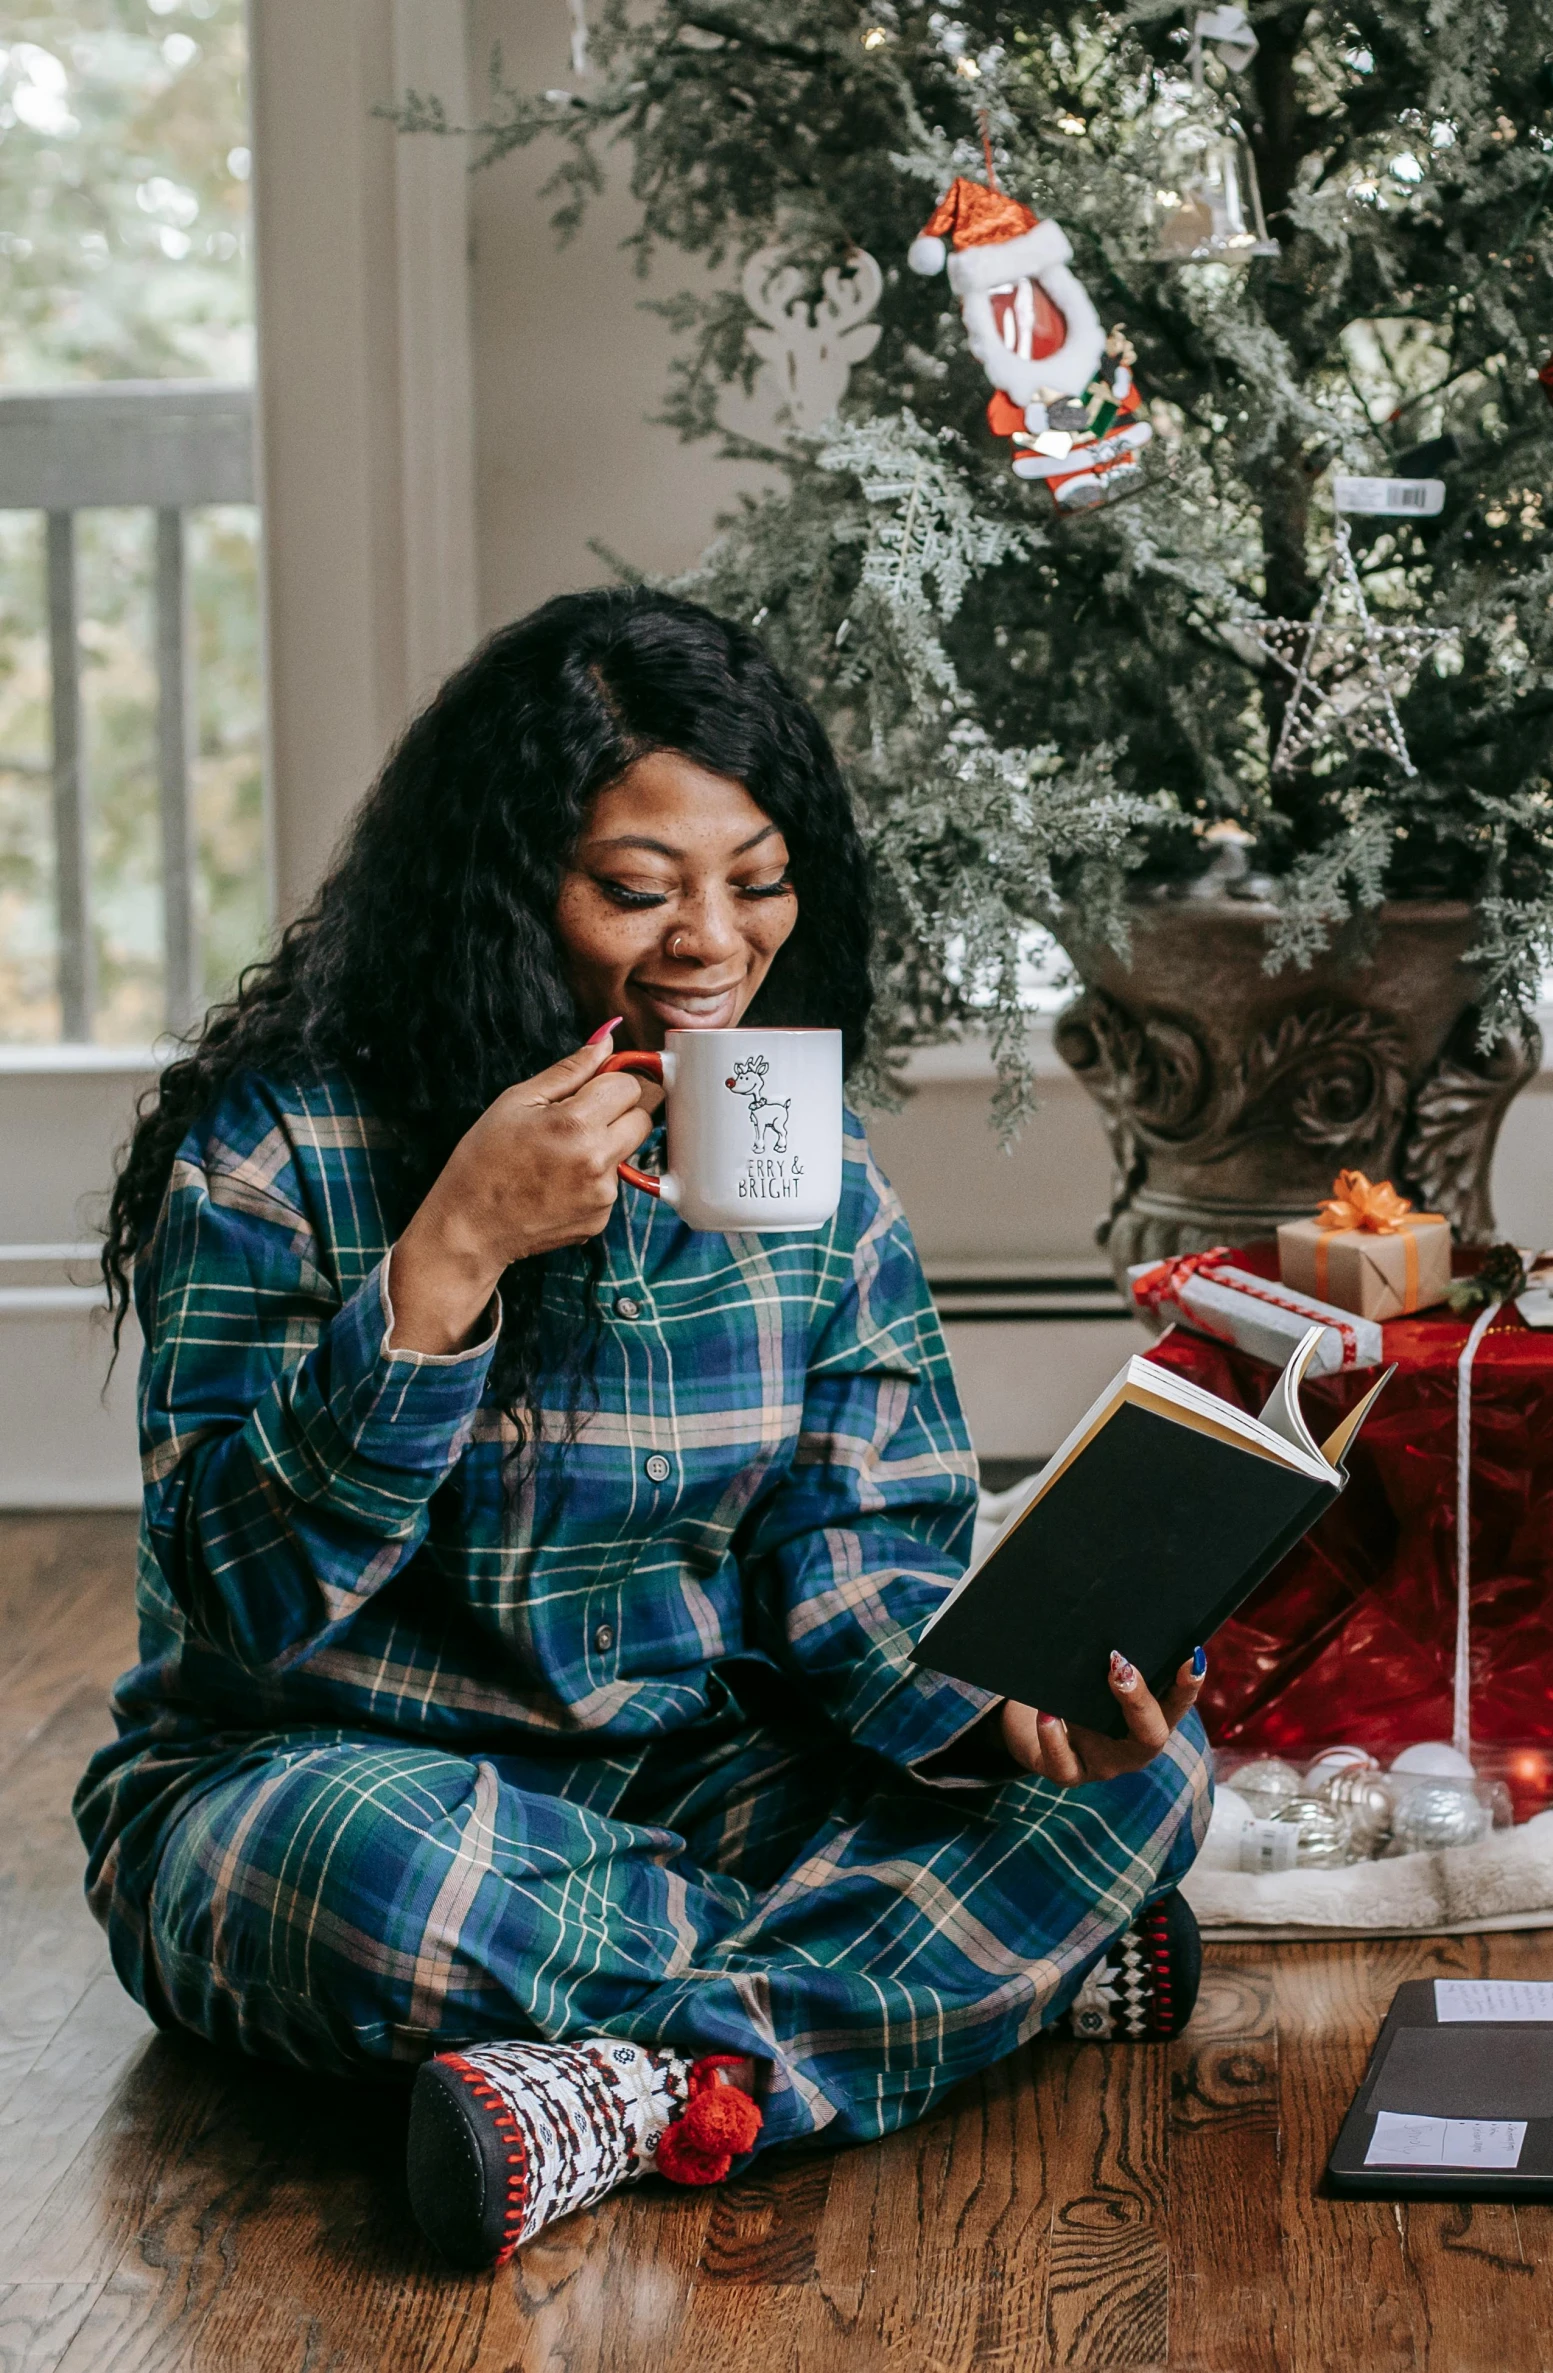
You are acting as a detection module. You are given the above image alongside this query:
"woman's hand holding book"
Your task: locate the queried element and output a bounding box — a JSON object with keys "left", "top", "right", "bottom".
{"left": 1000, "top": 1648, "right": 1207, "bottom": 1788}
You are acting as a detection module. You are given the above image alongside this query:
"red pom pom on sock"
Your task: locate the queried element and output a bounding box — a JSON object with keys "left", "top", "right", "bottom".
{"left": 684, "top": 2082, "right": 762, "bottom": 2155}
{"left": 657, "top": 2124, "right": 730, "bottom": 2185}
{"left": 656, "top": 2057, "right": 763, "bottom": 2187}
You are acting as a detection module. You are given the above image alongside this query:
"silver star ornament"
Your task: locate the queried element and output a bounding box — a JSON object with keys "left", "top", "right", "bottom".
{"left": 1242, "top": 520, "right": 1452, "bottom": 778}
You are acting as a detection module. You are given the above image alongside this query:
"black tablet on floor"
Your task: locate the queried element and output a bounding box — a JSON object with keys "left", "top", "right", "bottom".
{"left": 1328, "top": 1976, "right": 1553, "bottom": 2199}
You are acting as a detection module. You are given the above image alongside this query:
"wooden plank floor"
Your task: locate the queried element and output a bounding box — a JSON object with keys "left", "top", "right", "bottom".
{"left": 4, "top": 1514, "right": 1552, "bottom": 2373}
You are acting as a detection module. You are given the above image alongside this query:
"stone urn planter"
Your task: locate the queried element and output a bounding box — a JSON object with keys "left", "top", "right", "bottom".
{"left": 1051, "top": 899, "right": 1542, "bottom": 1286}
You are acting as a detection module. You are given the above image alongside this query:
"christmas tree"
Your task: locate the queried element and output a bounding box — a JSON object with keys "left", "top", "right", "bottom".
{"left": 423, "top": 3, "right": 1553, "bottom": 1123}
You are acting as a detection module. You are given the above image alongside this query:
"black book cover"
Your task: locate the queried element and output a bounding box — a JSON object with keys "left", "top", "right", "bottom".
{"left": 913, "top": 1396, "right": 1336, "bottom": 1736}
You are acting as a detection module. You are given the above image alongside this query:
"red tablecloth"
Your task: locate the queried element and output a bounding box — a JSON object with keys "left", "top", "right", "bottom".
{"left": 1144, "top": 1245, "right": 1553, "bottom": 1814}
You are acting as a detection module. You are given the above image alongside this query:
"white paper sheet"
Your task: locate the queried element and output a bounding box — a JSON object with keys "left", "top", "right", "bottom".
{"left": 1435, "top": 1980, "right": 1553, "bottom": 2023}
{"left": 1366, "top": 2111, "right": 1527, "bottom": 2170}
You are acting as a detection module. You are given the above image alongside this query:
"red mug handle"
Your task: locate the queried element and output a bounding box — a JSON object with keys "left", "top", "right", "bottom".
{"left": 599, "top": 1049, "right": 665, "bottom": 1195}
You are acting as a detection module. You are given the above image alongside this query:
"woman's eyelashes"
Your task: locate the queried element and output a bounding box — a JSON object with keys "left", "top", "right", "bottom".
{"left": 593, "top": 875, "right": 792, "bottom": 911}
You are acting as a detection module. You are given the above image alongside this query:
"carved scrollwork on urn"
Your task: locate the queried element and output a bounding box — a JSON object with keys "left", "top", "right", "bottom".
{"left": 1051, "top": 993, "right": 1210, "bottom": 1236}
{"left": 1052, "top": 904, "right": 1539, "bottom": 1289}
{"left": 1398, "top": 1008, "right": 1543, "bottom": 1244}
{"left": 1054, "top": 987, "right": 1416, "bottom": 1275}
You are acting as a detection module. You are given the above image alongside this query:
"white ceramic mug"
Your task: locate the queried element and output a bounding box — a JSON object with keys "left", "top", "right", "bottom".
{"left": 601, "top": 1028, "right": 843, "bottom": 1232}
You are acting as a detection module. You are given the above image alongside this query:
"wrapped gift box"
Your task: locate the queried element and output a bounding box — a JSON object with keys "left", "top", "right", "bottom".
{"left": 1277, "top": 1175, "right": 1451, "bottom": 1320}
{"left": 1129, "top": 1254, "right": 1383, "bottom": 1374}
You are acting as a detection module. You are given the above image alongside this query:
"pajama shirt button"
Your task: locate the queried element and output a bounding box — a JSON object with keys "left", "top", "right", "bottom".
{"left": 644, "top": 1453, "right": 671, "bottom": 1484}
{"left": 594, "top": 1623, "right": 615, "bottom": 1652}
{"left": 613, "top": 1293, "right": 642, "bottom": 1319}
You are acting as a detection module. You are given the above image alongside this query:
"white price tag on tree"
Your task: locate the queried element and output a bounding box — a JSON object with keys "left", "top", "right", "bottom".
{"left": 1333, "top": 475, "right": 1446, "bottom": 516}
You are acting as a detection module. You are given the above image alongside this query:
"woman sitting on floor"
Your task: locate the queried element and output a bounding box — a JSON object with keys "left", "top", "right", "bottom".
{"left": 76, "top": 588, "right": 1211, "bottom": 2268}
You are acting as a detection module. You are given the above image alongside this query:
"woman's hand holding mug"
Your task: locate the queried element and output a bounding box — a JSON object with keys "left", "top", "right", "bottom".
{"left": 388, "top": 1031, "right": 652, "bottom": 1354}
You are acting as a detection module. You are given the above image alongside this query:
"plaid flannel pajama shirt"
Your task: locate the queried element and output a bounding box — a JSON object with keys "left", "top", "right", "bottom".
{"left": 75, "top": 1068, "right": 1209, "bottom": 2154}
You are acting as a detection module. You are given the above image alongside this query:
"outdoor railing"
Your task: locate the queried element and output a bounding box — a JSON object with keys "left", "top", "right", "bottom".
{"left": 0, "top": 380, "right": 256, "bottom": 1039}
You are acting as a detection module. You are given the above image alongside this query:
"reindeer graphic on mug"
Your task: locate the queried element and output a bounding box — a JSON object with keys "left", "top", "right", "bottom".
{"left": 725, "top": 1054, "right": 792, "bottom": 1154}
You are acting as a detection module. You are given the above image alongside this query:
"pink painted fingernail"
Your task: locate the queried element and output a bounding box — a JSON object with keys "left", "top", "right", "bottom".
{"left": 1110, "top": 1650, "right": 1138, "bottom": 1690}
{"left": 586, "top": 1016, "right": 623, "bottom": 1046}
{"left": 1036, "top": 1710, "right": 1059, "bottom": 1727}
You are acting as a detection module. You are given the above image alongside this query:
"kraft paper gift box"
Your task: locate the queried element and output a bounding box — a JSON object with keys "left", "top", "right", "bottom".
{"left": 1277, "top": 1203, "right": 1451, "bottom": 1321}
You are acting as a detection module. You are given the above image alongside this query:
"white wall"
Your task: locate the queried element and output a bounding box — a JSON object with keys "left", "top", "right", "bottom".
{"left": 0, "top": 1051, "right": 148, "bottom": 1506}
{"left": 465, "top": 2, "right": 773, "bottom": 631}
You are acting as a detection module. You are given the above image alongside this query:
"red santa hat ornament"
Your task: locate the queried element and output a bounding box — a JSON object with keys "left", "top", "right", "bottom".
{"left": 906, "top": 176, "right": 1103, "bottom": 402}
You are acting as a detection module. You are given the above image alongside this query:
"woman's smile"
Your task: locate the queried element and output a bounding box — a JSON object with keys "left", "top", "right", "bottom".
{"left": 630, "top": 977, "right": 747, "bottom": 1029}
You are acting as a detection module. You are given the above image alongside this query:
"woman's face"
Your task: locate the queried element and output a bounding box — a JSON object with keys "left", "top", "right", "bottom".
{"left": 556, "top": 750, "right": 799, "bottom": 1050}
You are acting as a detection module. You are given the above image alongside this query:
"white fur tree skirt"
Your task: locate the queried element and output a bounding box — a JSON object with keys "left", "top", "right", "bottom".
{"left": 1183, "top": 1810, "right": 1553, "bottom": 1939}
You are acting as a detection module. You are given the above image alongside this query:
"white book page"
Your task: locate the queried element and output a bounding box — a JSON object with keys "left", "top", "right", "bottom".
{"left": 1366, "top": 2111, "right": 1526, "bottom": 2170}
{"left": 1133, "top": 1343, "right": 1330, "bottom": 1480}
{"left": 1436, "top": 1980, "right": 1553, "bottom": 2023}
{"left": 1255, "top": 1326, "right": 1325, "bottom": 1463}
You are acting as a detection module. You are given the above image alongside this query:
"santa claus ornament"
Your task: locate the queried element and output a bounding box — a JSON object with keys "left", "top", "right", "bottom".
{"left": 907, "top": 175, "right": 1152, "bottom": 510}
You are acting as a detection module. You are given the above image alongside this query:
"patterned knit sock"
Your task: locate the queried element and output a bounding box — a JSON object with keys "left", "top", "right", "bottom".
{"left": 1063, "top": 1890, "right": 1202, "bottom": 2041}
{"left": 406, "top": 2039, "right": 762, "bottom": 2267}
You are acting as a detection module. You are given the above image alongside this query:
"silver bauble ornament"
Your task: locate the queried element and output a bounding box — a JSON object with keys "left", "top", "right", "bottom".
{"left": 1304, "top": 1746, "right": 1378, "bottom": 1791}
{"left": 1391, "top": 1782, "right": 1491, "bottom": 1854}
{"left": 1391, "top": 1741, "right": 1476, "bottom": 1781}
{"left": 1318, "top": 1768, "right": 1394, "bottom": 1855}
{"left": 1231, "top": 1757, "right": 1304, "bottom": 1814}
{"left": 1269, "top": 1793, "right": 1358, "bottom": 1868}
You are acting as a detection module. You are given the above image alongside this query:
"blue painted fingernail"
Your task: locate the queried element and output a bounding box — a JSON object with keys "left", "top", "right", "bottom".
{"left": 1192, "top": 1644, "right": 1207, "bottom": 1678}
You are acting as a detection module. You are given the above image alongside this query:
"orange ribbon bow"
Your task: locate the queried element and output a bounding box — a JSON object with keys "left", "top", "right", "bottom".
{"left": 1315, "top": 1170, "right": 1414, "bottom": 1235}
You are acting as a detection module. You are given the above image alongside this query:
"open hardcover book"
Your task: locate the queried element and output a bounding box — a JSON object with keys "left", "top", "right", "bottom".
{"left": 913, "top": 1326, "right": 1391, "bottom": 1738}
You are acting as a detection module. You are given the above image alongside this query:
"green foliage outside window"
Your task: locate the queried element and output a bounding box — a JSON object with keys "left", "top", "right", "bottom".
{"left": 0, "top": 0, "right": 262, "bottom": 1043}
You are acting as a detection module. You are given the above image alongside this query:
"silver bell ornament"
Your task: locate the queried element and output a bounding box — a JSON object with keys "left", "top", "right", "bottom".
{"left": 1230, "top": 1756, "right": 1303, "bottom": 1815}
{"left": 1151, "top": 9, "right": 1278, "bottom": 266}
{"left": 1269, "top": 1794, "right": 1358, "bottom": 1869}
{"left": 1318, "top": 1768, "right": 1394, "bottom": 1856}
{"left": 1391, "top": 1782, "right": 1491, "bottom": 1855}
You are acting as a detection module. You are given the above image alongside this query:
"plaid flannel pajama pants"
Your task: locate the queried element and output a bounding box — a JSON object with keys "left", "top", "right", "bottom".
{"left": 141, "top": 1710, "right": 1211, "bottom": 2154}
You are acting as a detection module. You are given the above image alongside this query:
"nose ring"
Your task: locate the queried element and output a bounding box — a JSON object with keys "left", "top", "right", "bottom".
{"left": 670, "top": 931, "right": 686, "bottom": 959}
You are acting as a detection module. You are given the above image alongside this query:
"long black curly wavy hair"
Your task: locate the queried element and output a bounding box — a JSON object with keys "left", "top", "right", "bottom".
{"left": 104, "top": 586, "right": 874, "bottom": 1436}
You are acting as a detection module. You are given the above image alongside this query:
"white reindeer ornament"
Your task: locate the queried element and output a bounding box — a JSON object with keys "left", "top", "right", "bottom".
{"left": 738, "top": 247, "right": 883, "bottom": 433}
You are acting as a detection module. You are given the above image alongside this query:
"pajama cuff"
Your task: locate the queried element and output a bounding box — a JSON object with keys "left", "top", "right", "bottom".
{"left": 314, "top": 1256, "right": 500, "bottom": 1473}
{"left": 846, "top": 1645, "right": 1000, "bottom": 1778}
